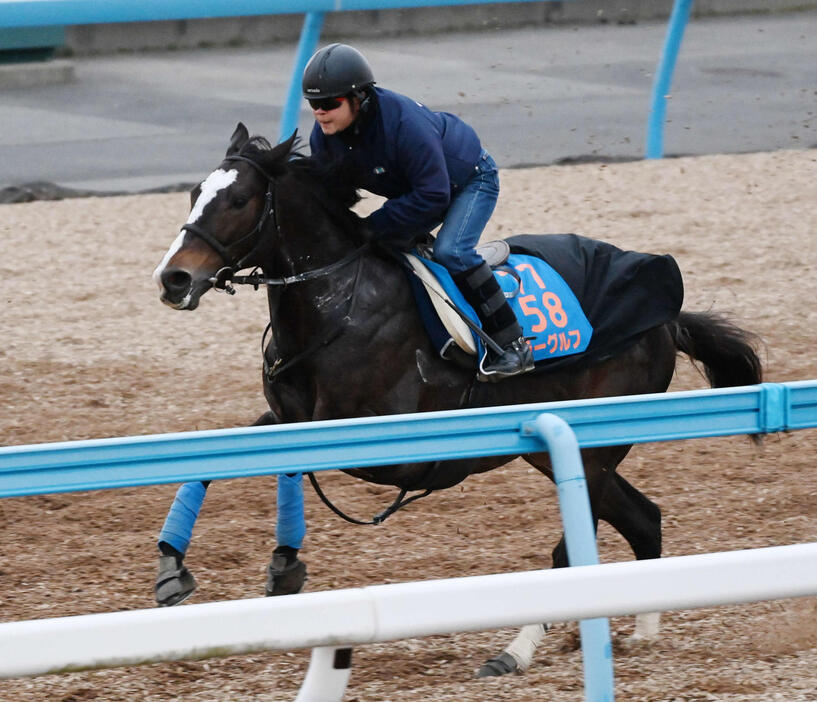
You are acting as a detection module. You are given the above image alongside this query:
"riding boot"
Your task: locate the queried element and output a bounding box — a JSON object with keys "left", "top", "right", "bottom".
{"left": 453, "top": 262, "right": 534, "bottom": 382}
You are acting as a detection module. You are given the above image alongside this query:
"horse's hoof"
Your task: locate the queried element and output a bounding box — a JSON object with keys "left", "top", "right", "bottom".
{"left": 265, "top": 547, "right": 307, "bottom": 596}
{"left": 155, "top": 555, "right": 196, "bottom": 607}
{"left": 476, "top": 651, "right": 519, "bottom": 678}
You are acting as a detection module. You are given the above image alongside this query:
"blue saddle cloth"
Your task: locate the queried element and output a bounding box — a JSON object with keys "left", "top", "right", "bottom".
{"left": 405, "top": 233, "right": 684, "bottom": 372}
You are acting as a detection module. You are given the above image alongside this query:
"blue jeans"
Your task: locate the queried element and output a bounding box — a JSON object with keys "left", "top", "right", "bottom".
{"left": 433, "top": 149, "right": 500, "bottom": 274}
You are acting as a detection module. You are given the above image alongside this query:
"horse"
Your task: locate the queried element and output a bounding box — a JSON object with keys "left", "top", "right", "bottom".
{"left": 152, "top": 123, "right": 762, "bottom": 677}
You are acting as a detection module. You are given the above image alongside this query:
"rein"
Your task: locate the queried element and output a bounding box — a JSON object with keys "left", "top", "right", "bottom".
{"left": 257, "top": 247, "right": 437, "bottom": 525}
{"left": 307, "top": 473, "right": 432, "bottom": 525}
{"left": 186, "top": 153, "right": 371, "bottom": 294}
{"left": 231, "top": 245, "right": 369, "bottom": 290}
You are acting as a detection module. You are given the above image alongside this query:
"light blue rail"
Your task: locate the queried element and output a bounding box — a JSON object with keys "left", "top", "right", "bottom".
{"left": 535, "top": 413, "right": 613, "bottom": 700}
{"left": 3, "top": 381, "right": 816, "bottom": 702}
{"left": 2, "top": 382, "right": 813, "bottom": 498}
{"left": 0, "top": 0, "right": 695, "bottom": 158}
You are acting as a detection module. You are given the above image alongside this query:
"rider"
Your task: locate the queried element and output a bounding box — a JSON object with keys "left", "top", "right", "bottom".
{"left": 302, "top": 43, "right": 534, "bottom": 381}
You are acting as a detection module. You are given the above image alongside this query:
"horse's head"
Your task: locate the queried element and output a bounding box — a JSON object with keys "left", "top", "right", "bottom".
{"left": 153, "top": 123, "right": 296, "bottom": 310}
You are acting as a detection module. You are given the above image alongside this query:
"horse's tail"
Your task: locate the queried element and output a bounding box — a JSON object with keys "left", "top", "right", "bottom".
{"left": 671, "top": 311, "right": 763, "bottom": 388}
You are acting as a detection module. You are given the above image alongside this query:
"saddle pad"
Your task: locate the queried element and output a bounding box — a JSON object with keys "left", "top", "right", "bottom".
{"left": 498, "top": 254, "right": 593, "bottom": 362}
{"left": 508, "top": 233, "right": 684, "bottom": 370}
{"left": 403, "top": 250, "right": 594, "bottom": 363}
{"left": 402, "top": 254, "right": 477, "bottom": 355}
{"left": 404, "top": 232, "right": 684, "bottom": 373}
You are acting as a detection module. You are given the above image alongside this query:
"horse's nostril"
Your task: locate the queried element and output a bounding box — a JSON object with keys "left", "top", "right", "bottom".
{"left": 162, "top": 268, "right": 193, "bottom": 295}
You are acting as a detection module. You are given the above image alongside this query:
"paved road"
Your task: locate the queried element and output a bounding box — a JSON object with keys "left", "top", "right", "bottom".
{"left": 0, "top": 10, "right": 814, "bottom": 193}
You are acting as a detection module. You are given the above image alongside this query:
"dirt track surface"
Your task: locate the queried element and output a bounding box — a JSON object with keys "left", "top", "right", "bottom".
{"left": 2, "top": 148, "right": 817, "bottom": 701}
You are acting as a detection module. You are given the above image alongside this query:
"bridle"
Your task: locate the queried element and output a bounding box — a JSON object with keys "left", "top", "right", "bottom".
{"left": 181, "top": 154, "right": 369, "bottom": 295}
{"left": 180, "top": 152, "right": 370, "bottom": 383}
{"left": 180, "top": 154, "right": 279, "bottom": 294}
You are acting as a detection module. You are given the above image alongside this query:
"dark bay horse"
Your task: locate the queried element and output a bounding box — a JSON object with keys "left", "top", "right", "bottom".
{"left": 152, "top": 123, "right": 762, "bottom": 675}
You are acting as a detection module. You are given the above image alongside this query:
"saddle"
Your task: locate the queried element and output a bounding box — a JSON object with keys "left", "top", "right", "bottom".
{"left": 402, "top": 233, "right": 684, "bottom": 374}
{"left": 402, "top": 240, "right": 511, "bottom": 356}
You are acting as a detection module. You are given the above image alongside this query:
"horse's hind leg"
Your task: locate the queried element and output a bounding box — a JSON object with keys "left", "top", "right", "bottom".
{"left": 551, "top": 462, "right": 663, "bottom": 642}
{"left": 476, "top": 624, "right": 548, "bottom": 677}
{"left": 478, "top": 446, "right": 662, "bottom": 676}
{"left": 549, "top": 464, "right": 661, "bottom": 565}
{"left": 477, "top": 447, "right": 610, "bottom": 677}
{"left": 598, "top": 471, "right": 663, "bottom": 641}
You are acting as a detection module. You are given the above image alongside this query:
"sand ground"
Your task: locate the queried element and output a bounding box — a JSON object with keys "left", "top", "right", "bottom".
{"left": 1, "top": 148, "right": 817, "bottom": 700}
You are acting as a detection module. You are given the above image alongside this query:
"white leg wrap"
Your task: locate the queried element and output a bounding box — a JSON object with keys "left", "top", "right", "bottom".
{"left": 504, "top": 623, "right": 548, "bottom": 672}
{"left": 632, "top": 611, "right": 661, "bottom": 640}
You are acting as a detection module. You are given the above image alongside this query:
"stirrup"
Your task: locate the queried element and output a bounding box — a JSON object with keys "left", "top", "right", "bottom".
{"left": 477, "top": 337, "right": 534, "bottom": 382}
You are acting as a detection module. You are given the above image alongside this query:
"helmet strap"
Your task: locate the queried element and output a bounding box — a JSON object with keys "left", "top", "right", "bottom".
{"left": 353, "top": 87, "right": 373, "bottom": 114}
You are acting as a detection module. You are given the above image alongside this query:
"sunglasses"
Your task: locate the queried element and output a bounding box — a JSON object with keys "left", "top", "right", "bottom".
{"left": 307, "top": 96, "right": 347, "bottom": 111}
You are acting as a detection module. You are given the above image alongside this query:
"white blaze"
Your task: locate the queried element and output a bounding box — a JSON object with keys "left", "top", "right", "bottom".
{"left": 186, "top": 168, "right": 238, "bottom": 225}
{"left": 152, "top": 168, "right": 238, "bottom": 285}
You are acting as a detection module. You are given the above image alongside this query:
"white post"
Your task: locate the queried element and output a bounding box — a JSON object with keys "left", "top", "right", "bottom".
{"left": 294, "top": 646, "right": 353, "bottom": 702}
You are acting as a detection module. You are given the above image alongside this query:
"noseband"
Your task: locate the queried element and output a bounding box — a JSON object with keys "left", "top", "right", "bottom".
{"left": 181, "top": 154, "right": 278, "bottom": 292}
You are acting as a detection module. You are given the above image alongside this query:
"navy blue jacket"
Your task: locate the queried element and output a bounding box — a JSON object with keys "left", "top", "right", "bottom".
{"left": 309, "top": 87, "right": 483, "bottom": 241}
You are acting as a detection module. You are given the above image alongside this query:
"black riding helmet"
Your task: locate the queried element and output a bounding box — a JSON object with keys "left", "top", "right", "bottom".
{"left": 302, "top": 43, "right": 375, "bottom": 99}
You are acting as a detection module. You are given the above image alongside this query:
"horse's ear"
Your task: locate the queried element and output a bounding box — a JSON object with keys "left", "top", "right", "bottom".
{"left": 226, "top": 122, "right": 250, "bottom": 156}
{"left": 270, "top": 130, "right": 298, "bottom": 160}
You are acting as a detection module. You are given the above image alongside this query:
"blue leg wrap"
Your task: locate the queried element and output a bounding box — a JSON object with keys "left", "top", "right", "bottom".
{"left": 277, "top": 473, "right": 306, "bottom": 549}
{"left": 158, "top": 481, "right": 208, "bottom": 555}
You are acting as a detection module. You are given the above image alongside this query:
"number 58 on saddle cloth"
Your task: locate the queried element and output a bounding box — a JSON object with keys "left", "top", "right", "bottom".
{"left": 403, "top": 250, "right": 592, "bottom": 364}
{"left": 403, "top": 233, "right": 684, "bottom": 373}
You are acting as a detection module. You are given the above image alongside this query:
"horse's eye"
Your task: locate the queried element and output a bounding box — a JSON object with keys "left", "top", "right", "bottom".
{"left": 232, "top": 197, "right": 248, "bottom": 209}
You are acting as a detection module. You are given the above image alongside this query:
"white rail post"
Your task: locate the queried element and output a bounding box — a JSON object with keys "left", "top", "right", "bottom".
{"left": 294, "top": 646, "right": 353, "bottom": 702}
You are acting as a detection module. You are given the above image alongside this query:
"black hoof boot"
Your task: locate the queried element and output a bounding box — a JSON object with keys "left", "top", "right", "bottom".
{"left": 476, "top": 651, "right": 519, "bottom": 678}
{"left": 155, "top": 555, "right": 196, "bottom": 607}
{"left": 265, "top": 546, "right": 308, "bottom": 596}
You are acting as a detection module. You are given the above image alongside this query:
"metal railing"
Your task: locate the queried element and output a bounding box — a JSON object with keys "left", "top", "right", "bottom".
{"left": 0, "top": 0, "right": 695, "bottom": 157}
{"left": 2, "top": 381, "right": 817, "bottom": 701}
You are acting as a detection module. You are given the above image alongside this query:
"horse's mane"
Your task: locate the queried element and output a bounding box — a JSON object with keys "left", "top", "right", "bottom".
{"left": 289, "top": 154, "right": 362, "bottom": 212}
{"left": 238, "top": 135, "right": 298, "bottom": 178}
{"left": 239, "top": 134, "right": 365, "bottom": 237}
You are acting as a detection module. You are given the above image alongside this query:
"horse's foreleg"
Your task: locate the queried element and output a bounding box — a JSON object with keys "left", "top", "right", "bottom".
{"left": 248, "top": 408, "right": 309, "bottom": 596}
{"left": 155, "top": 480, "right": 210, "bottom": 606}
{"left": 267, "top": 472, "right": 308, "bottom": 595}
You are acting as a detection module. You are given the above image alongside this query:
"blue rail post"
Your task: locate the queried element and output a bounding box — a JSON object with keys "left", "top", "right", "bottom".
{"left": 279, "top": 11, "right": 324, "bottom": 142}
{"left": 534, "top": 413, "right": 614, "bottom": 702}
{"left": 645, "top": 0, "right": 694, "bottom": 158}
